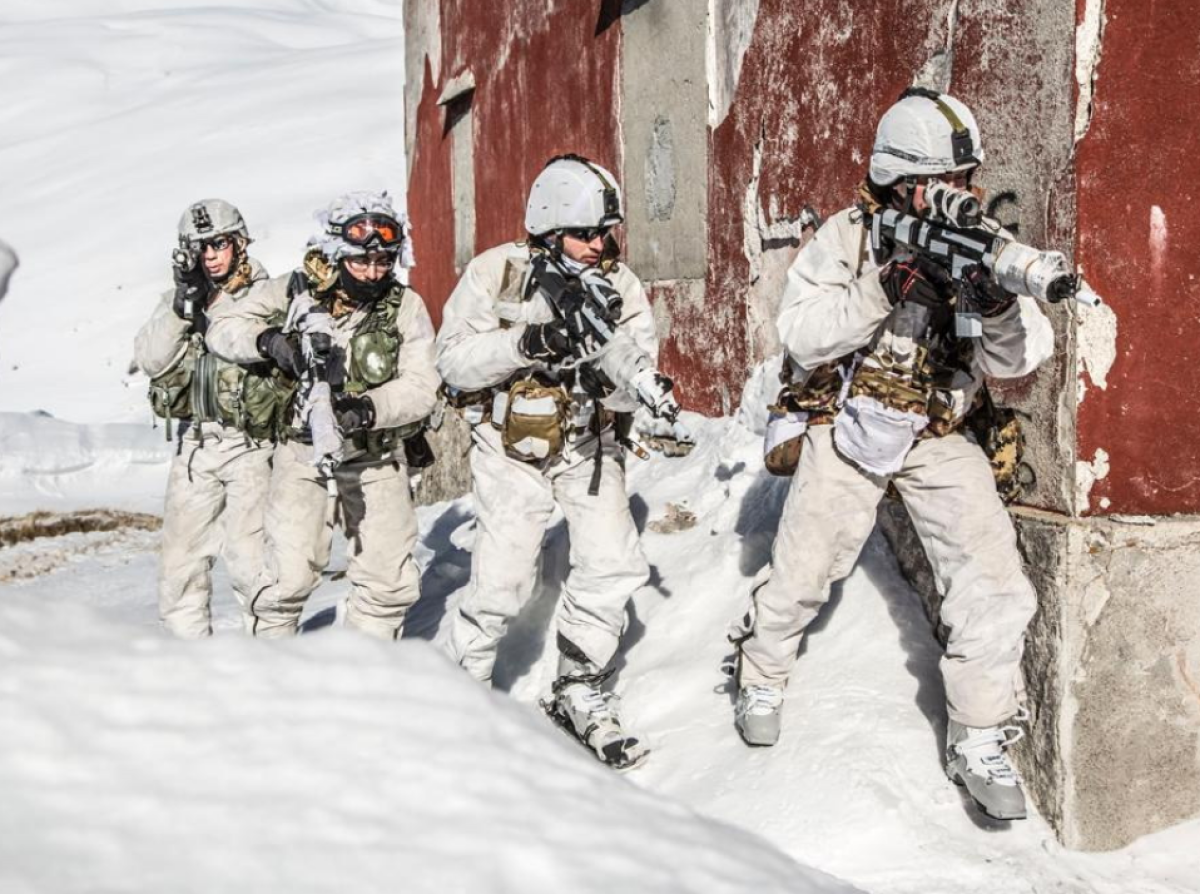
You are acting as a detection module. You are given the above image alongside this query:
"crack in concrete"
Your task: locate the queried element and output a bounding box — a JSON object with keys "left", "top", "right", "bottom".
{"left": 1177, "top": 650, "right": 1200, "bottom": 710}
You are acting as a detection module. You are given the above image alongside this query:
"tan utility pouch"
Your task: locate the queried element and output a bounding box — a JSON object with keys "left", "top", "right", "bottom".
{"left": 764, "top": 405, "right": 809, "bottom": 476}
{"left": 763, "top": 360, "right": 846, "bottom": 476}
{"left": 497, "top": 377, "right": 570, "bottom": 462}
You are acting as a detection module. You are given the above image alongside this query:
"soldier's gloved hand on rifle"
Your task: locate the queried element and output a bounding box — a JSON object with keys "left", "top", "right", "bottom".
{"left": 519, "top": 320, "right": 573, "bottom": 363}
{"left": 881, "top": 255, "right": 954, "bottom": 308}
{"left": 171, "top": 259, "right": 209, "bottom": 320}
{"left": 578, "top": 361, "right": 616, "bottom": 399}
{"left": 333, "top": 393, "right": 375, "bottom": 434}
{"left": 257, "top": 327, "right": 304, "bottom": 378}
{"left": 960, "top": 263, "right": 1017, "bottom": 317}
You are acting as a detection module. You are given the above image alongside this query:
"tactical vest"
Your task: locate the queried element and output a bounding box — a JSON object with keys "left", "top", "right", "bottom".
{"left": 148, "top": 311, "right": 294, "bottom": 441}
{"left": 289, "top": 273, "right": 423, "bottom": 459}
{"left": 773, "top": 210, "right": 1028, "bottom": 502}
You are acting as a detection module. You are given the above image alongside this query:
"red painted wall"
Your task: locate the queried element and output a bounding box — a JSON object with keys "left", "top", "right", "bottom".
{"left": 406, "top": 1, "right": 623, "bottom": 328}
{"left": 1075, "top": 0, "right": 1200, "bottom": 515}
{"left": 696, "top": 1, "right": 935, "bottom": 415}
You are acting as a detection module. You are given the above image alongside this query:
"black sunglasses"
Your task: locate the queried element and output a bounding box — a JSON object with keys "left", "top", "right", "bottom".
{"left": 197, "top": 235, "right": 235, "bottom": 252}
{"left": 561, "top": 225, "right": 613, "bottom": 242}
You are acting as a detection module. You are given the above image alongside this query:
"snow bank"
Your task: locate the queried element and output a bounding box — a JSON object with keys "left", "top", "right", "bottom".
{"left": 0, "top": 596, "right": 855, "bottom": 894}
{"left": 0, "top": 412, "right": 171, "bottom": 514}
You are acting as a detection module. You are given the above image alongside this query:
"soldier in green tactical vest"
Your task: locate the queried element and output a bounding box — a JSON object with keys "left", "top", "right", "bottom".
{"left": 206, "top": 191, "right": 440, "bottom": 640}
{"left": 134, "top": 199, "right": 292, "bottom": 638}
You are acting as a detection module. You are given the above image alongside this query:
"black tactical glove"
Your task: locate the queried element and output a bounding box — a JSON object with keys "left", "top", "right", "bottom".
{"left": 172, "top": 261, "right": 209, "bottom": 320}
{"left": 519, "top": 320, "right": 573, "bottom": 363}
{"left": 961, "top": 263, "right": 1017, "bottom": 317}
{"left": 256, "top": 327, "right": 303, "bottom": 378}
{"left": 578, "top": 362, "right": 616, "bottom": 399}
{"left": 333, "top": 393, "right": 376, "bottom": 434}
{"left": 881, "top": 255, "right": 954, "bottom": 308}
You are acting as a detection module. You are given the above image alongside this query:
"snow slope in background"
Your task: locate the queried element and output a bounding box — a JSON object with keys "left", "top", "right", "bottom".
{"left": 0, "top": 0, "right": 406, "bottom": 424}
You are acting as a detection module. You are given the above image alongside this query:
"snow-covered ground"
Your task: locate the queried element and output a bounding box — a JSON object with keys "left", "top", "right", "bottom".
{"left": 2, "top": 3, "right": 1199, "bottom": 893}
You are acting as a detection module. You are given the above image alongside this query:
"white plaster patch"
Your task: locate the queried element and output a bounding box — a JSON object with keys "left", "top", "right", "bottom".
{"left": 1075, "top": 446, "right": 1111, "bottom": 514}
{"left": 913, "top": 0, "right": 958, "bottom": 93}
{"left": 1074, "top": 0, "right": 1107, "bottom": 143}
{"left": 707, "top": 0, "right": 762, "bottom": 127}
{"left": 1075, "top": 295, "right": 1119, "bottom": 405}
{"left": 1150, "top": 204, "right": 1168, "bottom": 282}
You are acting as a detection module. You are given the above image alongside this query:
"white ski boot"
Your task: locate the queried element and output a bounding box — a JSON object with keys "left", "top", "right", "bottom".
{"left": 945, "top": 719, "right": 1028, "bottom": 820}
{"left": 541, "top": 652, "right": 649, "bottom": 772}
{"left": 735, "top": 684, "right": 784, "bottom": 746}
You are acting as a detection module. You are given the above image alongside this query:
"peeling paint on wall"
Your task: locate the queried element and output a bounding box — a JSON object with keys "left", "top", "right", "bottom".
{"left": 913, "top": 0, "right": 958, "bottom": 92}
{"left": 1076, "top": 446, "right": 1111, "bottom": 514}
{"left": 707, "top": 0, "right": 762, "bottom": 127}
{"left": 1076, "top": 298, "right": 1118, "bottom": 405}
{"left": 1074, "top": 0, "right": 1106, "bottom": 143}
{"left": 740, "top": 132, "right": 819, "bottom": 360}
{"left": 1149, "top": 204, "right": 1168, "bottom": 287}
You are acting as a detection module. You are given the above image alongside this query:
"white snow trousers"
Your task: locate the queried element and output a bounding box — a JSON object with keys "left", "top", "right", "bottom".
{"left": 449, "top": 424, "right": 650, "bottom": 685}
{"left": 739, "top": 427, "right": 1037, "bottom": 728}
{"left": 158, "top": 422, "right": 272, "bottom": 639}
{"left": 249, "top": 440, "right": 421, "bottom": 640}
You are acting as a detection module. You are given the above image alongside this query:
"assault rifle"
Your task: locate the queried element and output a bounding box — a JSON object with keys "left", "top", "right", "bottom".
{"left": 284, "top": 291, "right": 342, "bottom": 490}
{"left": 533, "top": 254, "right": 695, "bottom": 450}
{"left": 171, "top": 238, "right": 206, "bottom": 320}
{"left": 868, "top": 181, "right": 1102, "bottom": 309}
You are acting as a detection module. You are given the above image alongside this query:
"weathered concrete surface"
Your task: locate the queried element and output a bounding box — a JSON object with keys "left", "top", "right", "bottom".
{"left": 403, "top": 0, "right": 440, "bottom": 182}
{"left": 1075, "top": 0, "right": 1200, "bottom": 515}
{"left": 949, "top": 0, "right": 1079, "bottom": 517}
{"left": 879, "top": 501, "right": 1200, "bottom": 850}
{"left": 413, "top": 409, "right": 472, "bottom": 506}
{"left": 619, "top": 0, "right": 708, "bottom": 282}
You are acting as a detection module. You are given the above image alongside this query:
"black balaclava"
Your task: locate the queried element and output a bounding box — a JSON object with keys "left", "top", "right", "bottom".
{"left": 337, "top": 261, "right": 393, "bottom": 304}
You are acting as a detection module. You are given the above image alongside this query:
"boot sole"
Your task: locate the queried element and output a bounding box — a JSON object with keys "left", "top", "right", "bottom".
{"left": 735, "top": 721, "right": 779, "bottom": 748}
{"left": 948, "top": 769, "right": 1028, "bottom": 821}
{"left": 540, "top": 698, "right": 650, "bottom": 772}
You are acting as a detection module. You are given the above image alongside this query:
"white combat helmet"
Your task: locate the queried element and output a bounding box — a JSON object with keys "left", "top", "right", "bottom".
{"left": 869, "top": 89, "right": 984, "bottom": 186}
{"left": 524, "top": 155, "right": 624, "bottom": 236}
{"left": 310, "top": 190, "right": 415, "bottom": 268}
{"left": 177, "top": 198, "right": 250, "bottom": 244}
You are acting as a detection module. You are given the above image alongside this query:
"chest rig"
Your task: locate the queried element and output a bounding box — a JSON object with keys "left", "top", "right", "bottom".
{"left": 290, "top": 251, "right": 422, "bottom": 458}
{"left": 148, "top": 276, "right": 294, "bottom": 442}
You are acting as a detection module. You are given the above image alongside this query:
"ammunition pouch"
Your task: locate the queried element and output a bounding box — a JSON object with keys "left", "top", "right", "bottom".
{"left": 964, "top": 386, "right": 1030, "bottom": 504}
{"left": 190, "top": 350, "right": 295, "bottom": 442}
{"left": 148, "top": 335, "right": 200, "bottom": 423}
{"left": 763, "top": 361, "right": 845, "bottom": 477}
{"left": 442, "top": 383, "right": 495, "bottom": 426}
{"left": 238, "top": 366, "right": 298, "bottom": 441}
{"left": 495, "top": 375, "right": 570, "bottom": 462}
{"left": 402, "top": 427, "right": 436, "bottom": 470}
